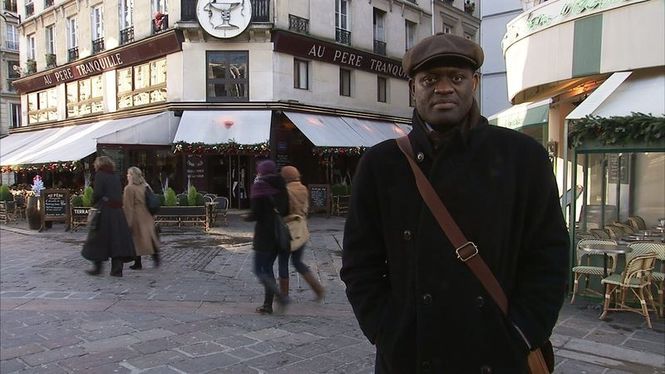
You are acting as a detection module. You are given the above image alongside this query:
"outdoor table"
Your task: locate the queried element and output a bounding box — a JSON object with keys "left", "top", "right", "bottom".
{"left": 579, "top": 242, "right": 632, "bottom": 277}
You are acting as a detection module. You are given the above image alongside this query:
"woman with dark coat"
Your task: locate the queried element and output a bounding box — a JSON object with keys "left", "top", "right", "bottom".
{"left": 82, "top": 156, "right": 136, "bottom": 277}
{"left": 246, "top": 160, "right": 290, "bottom": 314}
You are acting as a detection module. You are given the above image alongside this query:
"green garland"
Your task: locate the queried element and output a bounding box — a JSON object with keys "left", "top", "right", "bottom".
{"left": 312, "top": 146, "right": 366, "bottom": 157}
{"left": 568, "top": 112, "right": 665, "bottom": 148}
{"left": 173, "top": 141, "right": 270, "bottom": 155}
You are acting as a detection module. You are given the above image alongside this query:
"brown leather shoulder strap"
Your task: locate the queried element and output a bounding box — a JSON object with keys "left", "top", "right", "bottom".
{"left": 395, "top": 136, "right": 508, "bottom": 315}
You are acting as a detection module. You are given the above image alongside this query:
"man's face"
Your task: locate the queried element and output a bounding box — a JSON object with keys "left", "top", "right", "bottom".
{"left": 411, "top": 65, "right": 479, "bottom": 129}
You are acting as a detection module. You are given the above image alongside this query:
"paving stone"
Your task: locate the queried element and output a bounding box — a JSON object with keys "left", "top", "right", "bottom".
{"left": 82, "top": 334, "right": 142, "bottom": 353}
{"left": 176, "top": 341, "right": 228, "bottom": 357}
{"left": 170, "top": 352, "right": 240, "bottom": 372}
{"left": 239, "top": 352, "right": 303, "bottom": 371}
{"left": 13, "top": 363, "right": 70, "bottom": 374}
{"left": 20, "top": 345, "right": 86, "bottom": 366}
{"left": 244, "top": 328, "right": 291, "bottom": 341}
{"left": 0, "top": 343, "right": 45, "bottom": 360}
{"left": 225, "top": 346, "right": 265, "bottom": 360}
{"left": 0, "top": 358, "right": 28, "bottom": 373}
{"left": 125, "top": 350, "right": 187, "bottom": 369}
{"left": 137, "top": 366, "right": 184, "bottom": 374}
{"left": 58, "top": 348, "right": 139, "bottom": 372}
{"left": 131, "top": 328, "right": 176, "bottom": 342}
{"left": 214, "top": 334, "right": 260, "bottom": 349}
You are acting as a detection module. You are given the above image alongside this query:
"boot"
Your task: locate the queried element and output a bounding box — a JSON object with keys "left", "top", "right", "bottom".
{"left": 110, "top": 258, "right": 123, "bottom": 277}
{"left": 129, "top": 257, "right": 142, "bottom": 270}
{"left": 261, "top": 277, "right": 289, "bottom": 313}
{"left": 152, "top": 251, "right": 160, "bottom": 267}
{"left": 256, "top": 289, "right": 274, "bottom": 315}
{"left": 86, "top": 261, "right": 102, "bottom": 276}
{"left": 302, "top": 271, "right": 325, "bottom": 302}
{"left": 279, "top": 278, "right": 290, "bottom": 298}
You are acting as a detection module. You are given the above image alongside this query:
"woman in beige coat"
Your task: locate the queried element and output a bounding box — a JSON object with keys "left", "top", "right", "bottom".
{"left": 123, "top": 166, "right": 160, "bottom": 269}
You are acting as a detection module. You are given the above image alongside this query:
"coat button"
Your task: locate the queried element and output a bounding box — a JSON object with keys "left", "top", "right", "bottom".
{"left": 402, "top": 230, "right": 412, "bottom": 240}
{"left": 480, "top": 365, "right": 492, "bottom": 374}
{"left": 476, "top": 296, "right": 485, "bottom": 308}
{"left": 421, "top": 360, "right": 431, "bottom": 372}
{"left": 416, "top": 152, "right": 425, "bottom": 162}
{"left": 422, "top": 294, "right": 432, "bottom": 305}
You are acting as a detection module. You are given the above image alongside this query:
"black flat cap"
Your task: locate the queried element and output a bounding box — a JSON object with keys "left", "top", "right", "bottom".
{"left": 402, "top": 33, "right": 484, "bottom": 77}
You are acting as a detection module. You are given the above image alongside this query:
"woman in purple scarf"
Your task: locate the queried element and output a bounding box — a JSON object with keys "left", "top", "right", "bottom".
{"left": 246, "top": 160, "right": 290, "bottom": 314}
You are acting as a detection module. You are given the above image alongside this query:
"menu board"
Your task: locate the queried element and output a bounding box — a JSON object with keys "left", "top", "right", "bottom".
{"left": 185, "top": 154, "right": 207, "bottom": 191}
{"left": 40, "top": 189, "right": 70, "bottom": 231}
{"left": 309, "top": 184, "right": 330, "bottom": 215}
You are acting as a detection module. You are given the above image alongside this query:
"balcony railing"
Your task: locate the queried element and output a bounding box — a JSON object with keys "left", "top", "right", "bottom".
{"left": 4, "top": 0, "right": 17, "bottom": 13}
{"left": 6, "top": 79, "right": 17, "bottom": 92}
{"left": 68, "top": 47, "right": 79, "bottom": 62}
{"left": 5, "top": 40, "right": 18, "bottom": 50}
{"left": 92, "top": 38, "right": 104, "bottom": 54}
{"left": 152, "top": 14, "right": 169, "bottom": 34}
{"left": 45, "top": 53, "right": 56, "bottom": 68}
{"left": 25, "top": 2, "right": 33, "bottom": 17}
{"left": 181, "top": 0, "right": 196, "bottom": 21}
{"left": 373, "top": 40, "right": 386, "bottom": 56}
{"left": 289, "top": 14, "right": 309, "bottom": 34}
{"left": 44, "top": 0, "right": 53, "bottom": 8}
{"left": 26, "top": 59, "right": 36, "bottom": 74}
{"left": 252, "top": 0, "right": 269, "bottom": 22}
{"left": 336, "top": 28, "right": 351, "bottom": 45}
{"left": 120, "top": 26, "right": 134, "bottom": 45}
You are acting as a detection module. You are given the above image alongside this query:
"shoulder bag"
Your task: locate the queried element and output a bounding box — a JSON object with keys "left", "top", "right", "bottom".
{"left": 395, "top": 136, "right": 552, "bottom": 374}
{"left": 87, "top": 207, "right": 101, "bottom": 231}
{"left": 270, "top": 197, "right": 292, "bottom": 253}
{"left": 285, "top": 214, "right": 310, "bottom": 251}
{"left": 144, "top": 185, "right": 161, "bottom": 215}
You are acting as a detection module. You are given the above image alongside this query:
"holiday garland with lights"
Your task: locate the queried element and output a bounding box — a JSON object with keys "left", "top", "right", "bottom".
{"left": 312, "top": 146, "right": 366, "bottom": 157}
{"left": 1, "top": 161, "right": 82, "bottom": 174}
{"left": 568, "top": 112, "right": 665, "bottom": 148}
{"left": 172, "top": 141, "right": 270, "bottom": 155}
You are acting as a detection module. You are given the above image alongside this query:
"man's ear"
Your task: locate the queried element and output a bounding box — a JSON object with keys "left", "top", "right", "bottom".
{"left": 472, "top": 72, "right": 479, "bottom": 92}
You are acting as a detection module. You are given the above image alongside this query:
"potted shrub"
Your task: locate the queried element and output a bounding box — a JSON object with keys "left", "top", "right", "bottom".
{"left": 70, "top": 193, "right": 90, "bottom": 230}
{"left": 81, "top": 186, "right": 94, "bottom": 207}
{"left": 0, "top": 185, "right": 15, "bottom": 223}
{"left": 164, "top": 187, "right": 177, "bottom": 206}
{"left": 45, "top": 53, "right": 57, "bottom": 68}
{"left": 26, "top": 59, "right": 36, "bottom": 74}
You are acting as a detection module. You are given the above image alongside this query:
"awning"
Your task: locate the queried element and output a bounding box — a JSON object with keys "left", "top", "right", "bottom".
{"left": 1, "top": 127, "right": 63, "bottom": 164}
{"left": 566, "top": 70, "right": 664, "bottom": 120}
{"left": 285, "top": 112, "right": 410, "bottom": 148}
{"left": 173, "top": 110, "right": 271, "bottom": 145}
{"left": 488, "top": 99, "right": 551, "bottom": 130}
{"left": 1, "top": 113, "right": 167, "bottom": 166}
{"left": 97, "top": 112, "right": 179, "bottom": 145}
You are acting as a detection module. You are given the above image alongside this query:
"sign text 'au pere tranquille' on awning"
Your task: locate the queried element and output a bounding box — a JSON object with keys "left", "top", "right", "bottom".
{"left": 13, "top": 31, "right": 183, "bottom": 94}
{"left": 272, "top": 30, "right": 408, "bottom": 80}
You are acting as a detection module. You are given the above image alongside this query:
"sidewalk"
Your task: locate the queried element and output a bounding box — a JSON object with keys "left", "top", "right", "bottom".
{"left": 1, "top": 212, "right": 663, "bottom": 373}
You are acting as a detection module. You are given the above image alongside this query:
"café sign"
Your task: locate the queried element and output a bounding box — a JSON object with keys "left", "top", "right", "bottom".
{"left": 273, "top": 30, "right": 408, "bottom": 80}
{"left": 13, "top": 31, "right": 183, "bottom": 94}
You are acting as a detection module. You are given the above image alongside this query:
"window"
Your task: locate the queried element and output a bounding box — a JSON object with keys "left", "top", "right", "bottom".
{"left": 67, "top": 17, "right": 78, "bottom": 49}
{"left": 206, "top": 51, "right": 248, "bottom": 101}
{"left": 339, "top": 68, "right": 351, "bottom": 97}
{"left": 45, "top": 25, "right": 55, "bottom": 54}
{"left": 117, "top": 57, "right": 167, "bottom": 108}
{"left": 405, "top": 20, "right": 416, "bottom": 51}
{"left": 67, "top": 75, "right": 104, "bottom": 117}
{"left": 335, "top": 0, "right": 351, "bottom": 44}
{"left": 443, "top": 23, "right": 453, "bottom": 34}
{"left": 5, "top": 24, "right": 18, "bottom": 50}
{"left": 120, "top": 0, "right": 133, "bottom": 30}
{"left": 152, "top": 0, "right": 167, "bottom": 14}
{"left": 27, "top": 88, "right": 57, "bottom": 124}
{"left": 377, "top": 76, "right": 387, "bottom": 103}
{"left": 27, "top": 34, "right": 35, "bottom": 60}
{"left": 293, "top": 59, "right": 309, "bottom": 90}
{"left": 91, "top": 5, "right": 104, "bottom": 41}
{"left": 9, "top": 103, "right": 21, "bottom": 128}
{"left": 7, "top": 61, "right": 20, "bottom": 79}
{"left": 373, "top": 9, "right": 386, "bottom": 55}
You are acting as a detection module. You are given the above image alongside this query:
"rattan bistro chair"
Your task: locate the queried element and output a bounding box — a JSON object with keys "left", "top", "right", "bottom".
{"left": 571, "top": 239, "right": 618, "bottom": 304}
{"left": 628, "top": 243, "right": 665, "bottom": 318}
{"left": 627, "top": 216, "right": 648, "bottom": 231}
{"left": 600, "top": 249, "right": 658, "bottom": 328}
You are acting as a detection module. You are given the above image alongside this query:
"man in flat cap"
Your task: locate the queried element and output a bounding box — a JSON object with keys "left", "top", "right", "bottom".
{"left": 341, "top": 33, "right": 568, "bottom": 373}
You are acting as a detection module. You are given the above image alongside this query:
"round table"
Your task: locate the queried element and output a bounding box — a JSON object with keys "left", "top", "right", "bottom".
{"left": 579, "top": 243, "right": 632, "bottom": 277}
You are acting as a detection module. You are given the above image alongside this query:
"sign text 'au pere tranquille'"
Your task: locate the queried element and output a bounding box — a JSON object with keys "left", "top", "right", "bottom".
{"left": 45, "top": 54, "right": 124, "bottom": 85}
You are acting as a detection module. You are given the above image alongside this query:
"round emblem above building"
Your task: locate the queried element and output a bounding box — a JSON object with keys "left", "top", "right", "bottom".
{"left": 196, "top": 0, "right": 253, "bottom": 39}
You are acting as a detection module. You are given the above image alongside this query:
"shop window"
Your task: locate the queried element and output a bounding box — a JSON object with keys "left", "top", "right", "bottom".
{"left": 294, "top": 58, "right": 309, "bottom": 90}
{"left": 206, "top": 51, "right": 248, "bottom": 102}
{"left": 67, "top": 75, "right": 104, "bottom": 118}
{"left": 377, "top": 76, "right": 387, "bottom": 103}
{"left": 9, "top": 103, "right": 21, "bottom": 128}
{"left": 27, "top": 88, "right": 57, "bottom": 124}
{"left": 340, "top": 68, "right": 351, "bottom": 97}
{"left": 117, "top": 57, "right": 167, "bottom": 109}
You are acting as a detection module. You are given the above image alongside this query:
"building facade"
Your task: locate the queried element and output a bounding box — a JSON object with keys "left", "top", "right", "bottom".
{"left": 3, "top": 0, "right": 480, "bottom": 207}
{"left": 0, "top": 0, "right": 21, "bottom": 136}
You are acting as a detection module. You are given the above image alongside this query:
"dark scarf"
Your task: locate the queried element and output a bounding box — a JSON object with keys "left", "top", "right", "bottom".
{"left": 425, "top": 97, "right": 482, "bottom": 151}
{"left": 250, "top": 174, "right": 281, "bottom": 199}
{"left": 97, "top": 165, "right": 115, "bottom": 174}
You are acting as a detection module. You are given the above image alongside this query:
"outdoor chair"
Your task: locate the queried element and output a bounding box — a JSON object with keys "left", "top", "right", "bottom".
{"left": 604, "top": 225, "right": 627, "bottom": 240}
{"left": 590, "top": 228, "right": 611, "bottom": 239}
{"left": 14, "top": 194, "right": 26, "bottom": 221}
{"left": 612, "top": 222, "right": 636, "bottom": 234}
{"left": 212, "top": 196, "right": 229, "bottom": 226}
{"left": 203, "top": 195, "right": 214, "bottom": 204}
{"left": 627, "top": 216, "right": 647, "bottom": 231}
{"left": 600, "top": 249, "right": 658, "bottom": 328}
{"left": 571, "top": 239, "right": 618, "bottom": 304}
{"left": 628, "top": 243, "right": 665, "bottom": 318}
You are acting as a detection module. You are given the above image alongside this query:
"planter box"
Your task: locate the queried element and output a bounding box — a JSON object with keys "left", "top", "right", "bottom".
{"left": 0, "top": 201, "right": 17, "bottom": 224}
{"left": 154, "top": 205, "right": 210, "bottom": 231}
{"left": 71, "top": 206, "right": 91, "bottom": 231}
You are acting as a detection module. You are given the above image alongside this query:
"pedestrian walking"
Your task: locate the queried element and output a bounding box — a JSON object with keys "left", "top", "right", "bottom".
{"left": 123, "top": 166, "right": 160, "bottom": 270}
{"left": 82, "top": 156, "right": 136, "bottom": 277}
{"left": 340, "top": 34, "right": 569, "bottom": 373}
{"left": 278, "top": 166, "right": 325, "bottom": 301}
{"left": 245, "top": 159, "right": 289, "bottom": 314}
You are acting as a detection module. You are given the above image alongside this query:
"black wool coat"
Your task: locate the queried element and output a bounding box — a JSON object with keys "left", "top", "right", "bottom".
{"left": 81, "top": 170, "right": 136, "bottom": 261}
{"left": 340, "top": 113, "right": 569, "bottom": 374}
{"left": 247, "top": 174, "right": 289, "bottom": 252}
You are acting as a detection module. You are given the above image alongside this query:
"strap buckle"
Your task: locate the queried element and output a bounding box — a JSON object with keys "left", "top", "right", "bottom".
{"left": 455, "top": 242, "right": 478, "bottom": 262}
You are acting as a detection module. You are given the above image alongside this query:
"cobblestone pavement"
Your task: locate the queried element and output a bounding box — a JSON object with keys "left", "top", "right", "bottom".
{"left": 1, "top": 213, "right": 664, "bottom": 373}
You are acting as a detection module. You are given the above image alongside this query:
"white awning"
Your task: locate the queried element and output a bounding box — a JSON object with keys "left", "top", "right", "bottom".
{"left": 173, "top": 110, "right": 271, "bottom": 145}
{"left": 566, "top": 70, "right": 665, "bottom": 120}
{"left": 488, "top": 99, "right": 551, "bottom": 130}
{"left": 285, "top": 112, "right": 410, "bottom": 148}
{"left": 1, "top": 113, "right": 165, "bottom": 166}
{"left": 1, "top": 127, "right": 63, "bottom": 164}
{"left": 97, "top": 112, "right": 179, "bottom": 145}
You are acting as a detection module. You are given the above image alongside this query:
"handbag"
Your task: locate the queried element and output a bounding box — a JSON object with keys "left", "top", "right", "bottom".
{"left": 396, "top": 136, "right": 553, "bottom": 374}
{"left": 269, "top": 197, "right": 292, "bottom": 253}
{"left": 285, "top": 214, "right": 310, "bottom": 251}
{"left": 145, "top": 186, "right": 160, "bottom": 215}
{"left": 87, "top": 207, "right": 101, "bottom": 231}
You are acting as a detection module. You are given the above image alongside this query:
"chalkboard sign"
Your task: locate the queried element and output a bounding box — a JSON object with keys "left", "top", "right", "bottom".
{"left": 309, "top": 184, "right": 330, "bottom": 215}
{"left": 40, "top": 189, "right": 70, "bottom": 231}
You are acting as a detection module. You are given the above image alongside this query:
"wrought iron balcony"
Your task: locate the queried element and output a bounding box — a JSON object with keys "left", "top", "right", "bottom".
{"left": 26, "top": 59, "right": 36, "bottom": 74}
{"left": 44, "top": 0, "right": 53, "bottom": 8}
{"left": 4, "top": 0, "right": 17, "bottom": 13}
{"left": 152, "top": 14, "right": 169, "bottom": 34}
{"left": 289, "top": 14, "right": 309, "bottom": 34}
{"left": 25, "top": 2, "right": 33, "bottom": 17}
{"left": 45, "top": 53, "right": 56, "bottom": 68}
{"left": 5, "top": 40, "right": 18, "bottom": 50}
{"left": 68, "top": 47, "right": 79, "bottom": 62}
{"left": 252, "top": 0, "right": 269, "bottom": 22}
{"left": 92, "top": 38, "right": 104, "bottom": 54}
{"left": 120, "top": 26, "right": 134, "bottom": 45}
{"left": 336, "top": 28, "right": 351, "bottom": 45}
{"left": 373, "top": 40, "right": 386, "bottom": 56}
